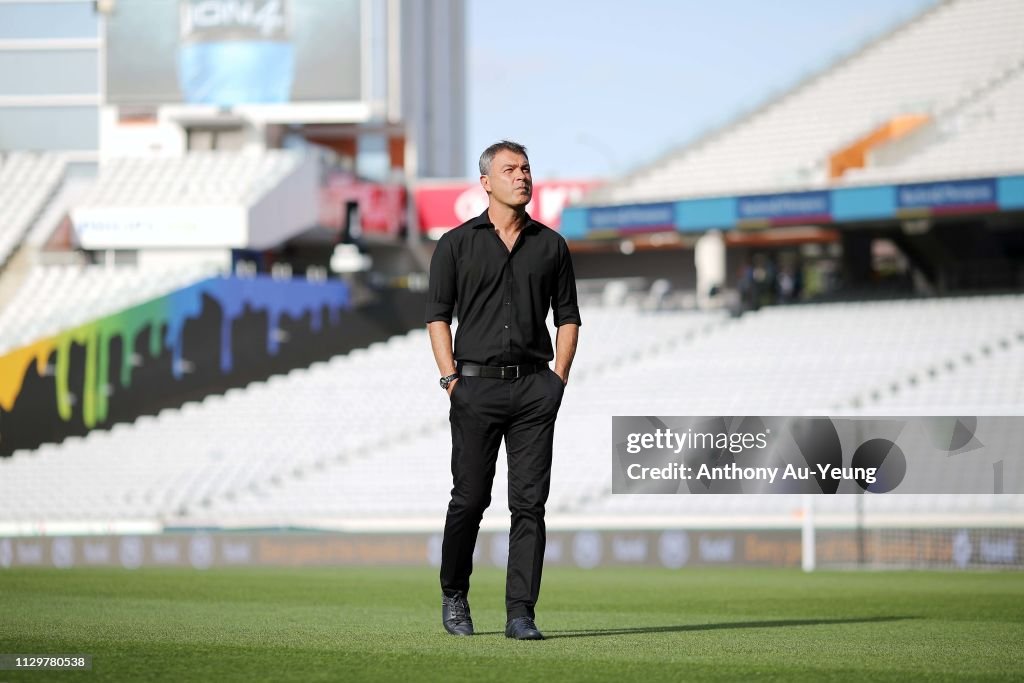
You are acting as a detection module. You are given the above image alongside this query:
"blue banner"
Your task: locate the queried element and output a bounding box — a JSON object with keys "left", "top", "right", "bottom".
{"left": 561, "top": 174, "right": 1022, "bottom": 241}
{"left": 589, "top": 203, "right": 675, "bottom": 231}
{"left": 737, "top": 191, "right": 830, "bottom": 222}
{"left": 897, "top": 178, "right": 997, "bottom": 210}
{"left": 675, "top": 197, "right": 735, "bottom": 231}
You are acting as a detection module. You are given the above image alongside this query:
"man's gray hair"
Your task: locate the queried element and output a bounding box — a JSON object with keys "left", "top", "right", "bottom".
{"left": 479, "top": 140, "right": 528, "bottom": 176}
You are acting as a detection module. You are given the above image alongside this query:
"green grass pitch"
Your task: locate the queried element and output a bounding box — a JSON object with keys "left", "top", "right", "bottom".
{"left": 1, "top": 566, "right": 1022, "bottom": 681}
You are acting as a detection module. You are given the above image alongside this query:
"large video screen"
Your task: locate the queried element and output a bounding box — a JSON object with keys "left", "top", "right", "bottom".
{"left": 105, "top": 0, "right": 361, "bottom": 106}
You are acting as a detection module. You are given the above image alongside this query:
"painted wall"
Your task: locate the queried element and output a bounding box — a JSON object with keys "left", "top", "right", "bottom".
{"left": 0, "top": 276, "right": 424, "bottom": 455}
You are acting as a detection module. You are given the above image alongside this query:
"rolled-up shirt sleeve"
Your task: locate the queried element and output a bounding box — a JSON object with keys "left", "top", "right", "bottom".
{"left": 425, "top": 234, "right": 457, "bottom": 324}
{"left": 552, "top": 238, "right": 582, "bottom": 327}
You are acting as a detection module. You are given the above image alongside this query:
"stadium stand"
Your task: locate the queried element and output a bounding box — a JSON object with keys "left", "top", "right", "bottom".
{"left": 844, "top": 63, "right": 1024, "bottom": 184}
{"left": 582, "top": 0, "right": 1024, "bottom": 204}
{"left": 75, "top": 149, "right": 302, "bottom": 208}
{"left": 0, "top": 262, "right": 221, "bottom": 355}
{"left": 0, "top": 306, "right": 719, "bottom": 523}
{"left": 868, "top": 332, "right": 1024, "bottom": 410}
{"left": 2, "top": 295, "right": 1021, "bottom": 527}
{"left": 0, "top": 149, "right": 311, "bottom": 353}
{"left": 0, "top": 0, "right": 1020, "bottom": 581}
{"left": 0, "top": 152, "right": 66, "bottom": 268}
{"left": 551, "top": 295, "right": 1024, "bottom": 526}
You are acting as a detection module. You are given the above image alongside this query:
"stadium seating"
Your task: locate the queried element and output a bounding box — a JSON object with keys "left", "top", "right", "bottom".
{"left": 845, "top": 64, "right": 1024, "bottom": 184}
{"left": 0, "top": 306, "right": 717, "bottom": 522}
{"left": 868, "top": 334, "right": 1024, "bottom": 410}
{"left": 552, "top": 295, "right": 1024, "bottom": 525}
{"left": 0, "top": 152, "right": 66, "bottom": 267}
{"left": 2, "top": 295, "right": 1022, "bottom": 527}
{"left": 583, "top": 0, "right": 1024, "bottom": 204}
{"left": 0, "top": 262, "right": 221, "bottom": 355}
{"left": 75, "top": 149, "right": 302, "bottom": 208}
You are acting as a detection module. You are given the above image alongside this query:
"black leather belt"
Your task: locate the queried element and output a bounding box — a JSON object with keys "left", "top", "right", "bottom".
{"left": 457, "top": 362, "right": 546, "bottom": 379}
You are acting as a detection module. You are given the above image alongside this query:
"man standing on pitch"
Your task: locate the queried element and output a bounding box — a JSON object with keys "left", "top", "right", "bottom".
{"left": 425, "top": 140, "right": 581, "bottom": 640}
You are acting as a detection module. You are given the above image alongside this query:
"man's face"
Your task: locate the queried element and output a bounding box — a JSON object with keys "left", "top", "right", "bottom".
{"left": 481, "top": 149, "right": 532, "bottom": 209}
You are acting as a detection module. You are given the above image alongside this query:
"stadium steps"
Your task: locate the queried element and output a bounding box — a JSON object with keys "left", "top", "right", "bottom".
{"left": 845, "top": 56, "right": 1024, "bottom": 185}
{"left": 0, "top": 152, "right": 66, "bottom": 273}
{"left": 887, "top": 231, "right": 946, "bottom": 289}
{"left": 842, "top": 321, "right": 1024, "bottom": 411}
{"left": 838, "top": 54, "right": 1024, "bottom": 183}
{"left": 0, "top": 246, "right": 35, "bottom": 310}
{"left": 24, "top": 173, "right": 95, "bottom": 249}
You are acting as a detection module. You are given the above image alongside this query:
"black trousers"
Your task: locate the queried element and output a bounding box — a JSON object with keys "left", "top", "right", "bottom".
{"left": 440, "top": 368, "right": 565, "bottom": 619}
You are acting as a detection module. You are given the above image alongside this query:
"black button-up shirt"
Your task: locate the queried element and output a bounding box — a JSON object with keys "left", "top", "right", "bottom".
{"left": 425, "top": 210, "right": 582, "bottom": 366}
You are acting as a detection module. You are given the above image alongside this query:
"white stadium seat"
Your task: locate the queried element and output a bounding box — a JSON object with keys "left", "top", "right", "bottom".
{"left": 1, "top": 296, "right": 1021, "bottom": 527}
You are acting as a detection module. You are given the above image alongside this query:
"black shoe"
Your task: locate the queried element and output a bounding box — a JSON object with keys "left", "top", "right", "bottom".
{"left": 442, "top": 592, "right": 474, "bottom": 636}
{"left": 505, "top": 616, "right": 544, "bottom": 640}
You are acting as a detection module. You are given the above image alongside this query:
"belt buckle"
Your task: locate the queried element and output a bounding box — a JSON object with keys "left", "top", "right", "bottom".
{"left": 502, "top": 365, "right": 519, "bottom": 380}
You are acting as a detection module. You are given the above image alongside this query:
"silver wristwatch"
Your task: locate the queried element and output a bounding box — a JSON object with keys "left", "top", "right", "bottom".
{"left": 440, "top": 373, "right": 459, "bottom": 391}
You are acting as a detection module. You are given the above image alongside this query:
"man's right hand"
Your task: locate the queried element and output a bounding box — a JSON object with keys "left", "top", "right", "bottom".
{"left": 446, "top": 378, "right": 459, "bottom": 397}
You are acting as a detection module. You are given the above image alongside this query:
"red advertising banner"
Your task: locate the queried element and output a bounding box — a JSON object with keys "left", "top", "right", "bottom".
{"left": 320, "top": 172, "right": 407, "bottom": 240}
{"left": 414, "top": 179, "right": 600, "bottom": 238}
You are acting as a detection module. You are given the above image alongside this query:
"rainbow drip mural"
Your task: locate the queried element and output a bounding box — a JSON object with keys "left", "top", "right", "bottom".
{"left": 0, "top": 276, "right": 350, "bottom": 429}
